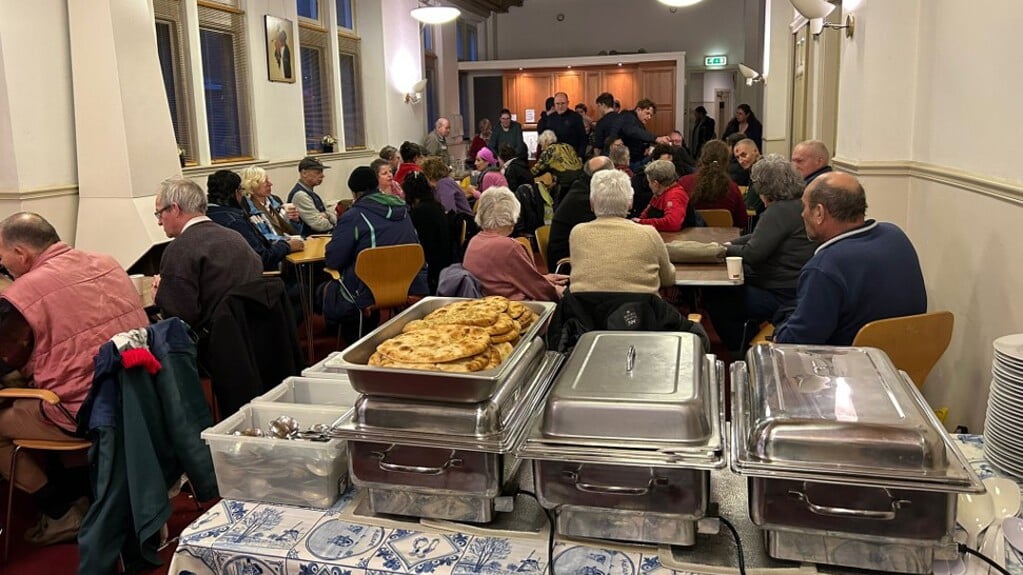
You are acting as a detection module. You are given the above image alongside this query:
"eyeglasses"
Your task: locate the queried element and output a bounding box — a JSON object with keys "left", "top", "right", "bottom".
{"left": 154, "top": 204, "right": 174, "bottom": 219}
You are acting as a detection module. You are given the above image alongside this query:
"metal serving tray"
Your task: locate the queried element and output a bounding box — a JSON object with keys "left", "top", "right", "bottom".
{"left": 351, "top": 338, "right": 544, "bottom": 438}
{"left": 730, "top": 345, "right": 983, "bottom": 492}
{"left": 336, "top": 297, "right": 556, "bottom": 403}
{"left": 542, "top": 332, "right": 709, "bottom": 444}
{"left": 329, "top": 351, "right": 564, "bottom": 453}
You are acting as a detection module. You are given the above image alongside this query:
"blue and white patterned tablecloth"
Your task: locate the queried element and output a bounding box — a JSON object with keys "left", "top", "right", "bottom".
{"left": 169, "top": 435, "right": 1020, "bottom": 575}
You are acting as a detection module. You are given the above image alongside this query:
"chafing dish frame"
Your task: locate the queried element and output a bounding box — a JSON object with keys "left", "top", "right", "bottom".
{"left": 334, "top": 297, "right": 556, "bottom": 403}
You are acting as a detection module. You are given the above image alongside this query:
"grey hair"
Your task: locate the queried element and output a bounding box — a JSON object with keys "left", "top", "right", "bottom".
{"left": 644, "top": 159, "right": 677, "bottom": 186}
{"left": 584, "top": 156, "right": 613, "bottom": 177}
{"left": 608, "top": 143, "right": 630, "bottom": 167}
{"left": 474, "top": 187, "right": 521, "bottom": 230}
{"left": 239, "top": 166, "right": 267, "bottom": 196}
{"left": 751, "top": 154, "right": 804, "bottom": 202}
{"left": 537, "top": 129, "right": 558, "bottom": 149}
{"left": 589, "top": 170, "right": 634, "bottom": 218}
{"left": 157, "top": 176, "right": 207, "bottom": 215}
{"left": 435, "top": 117, "right": 449, "bottom": 129}
{"left": 0, "top": 212, "right": 60, "bottom": 251}
{"left": 735, "top": 138, "right": 758, "bottom": 152}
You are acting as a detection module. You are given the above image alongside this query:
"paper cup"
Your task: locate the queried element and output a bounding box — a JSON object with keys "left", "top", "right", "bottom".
{"left": 129, "top": 274, "right": 145, "bottom": 294}
{"left": 725, "top": 257, "right": 743, "bottom": 280}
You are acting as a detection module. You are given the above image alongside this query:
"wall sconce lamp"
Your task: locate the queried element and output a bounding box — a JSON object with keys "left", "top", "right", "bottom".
{"left": 405, "top": 79, "right": 428, "bottom": 105}
{"left": 739, "top": 64, "right": 765, "bottom": 87}
{"left": 791, "top": 0, "right": 855, "bottom": 38}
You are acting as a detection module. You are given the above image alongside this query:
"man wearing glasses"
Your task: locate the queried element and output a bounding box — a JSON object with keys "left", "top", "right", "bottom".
{"left": 543, "top": 92, "right": 587, "bottom": 158}
{"left": 154, "top": 177, "right": 262, "bottom": 331}
{"left": 488, "top": 108, "right": 527, "bottom": 160}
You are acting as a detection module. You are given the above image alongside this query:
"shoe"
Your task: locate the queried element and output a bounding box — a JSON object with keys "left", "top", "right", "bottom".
{"left": 24, "top": 497, "right": 87, "bottom": 546}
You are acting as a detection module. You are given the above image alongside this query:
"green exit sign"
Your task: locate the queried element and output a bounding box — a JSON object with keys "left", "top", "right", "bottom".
{"left": 705, "top": 56, "right": 727, "bottom": 67}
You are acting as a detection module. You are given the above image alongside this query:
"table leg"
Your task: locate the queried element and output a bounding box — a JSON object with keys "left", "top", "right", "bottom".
{"left": 293, "top": 262, "right": 316, "bottom": 365}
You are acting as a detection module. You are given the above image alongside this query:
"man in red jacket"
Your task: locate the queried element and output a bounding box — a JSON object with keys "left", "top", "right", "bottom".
{"left": 0, "top": 212, "right": 147, "bottom": 545}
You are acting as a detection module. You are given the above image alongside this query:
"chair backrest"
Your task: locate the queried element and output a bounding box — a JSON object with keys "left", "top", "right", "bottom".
{"left": 515, "top": 236, "right": 533, "bottom": 254}
{"left": 534, "top": 224, "right": 551, "bottom": 272}
{"left": 354, "top": 244, "right": 425, "bottom": 310}
{"left": 851, "top": 311, "right": 954, "bottom": 389}
{"left": 697, "top": 209, "right": 733, "bottom": 227}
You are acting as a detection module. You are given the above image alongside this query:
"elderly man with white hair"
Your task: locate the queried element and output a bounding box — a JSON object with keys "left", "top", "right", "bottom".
{"left": 568, "top": 170, "right": 675, "bottom": 294}
{"left": 423, "top": 117, "right": 452, "bottom": 168}
{"left": 462, "top": 187, "right": 566, "bottom": 301}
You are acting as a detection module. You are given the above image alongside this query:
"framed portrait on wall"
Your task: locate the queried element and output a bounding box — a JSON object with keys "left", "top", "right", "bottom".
{"left": 265, "top": 15, "right": 295, "bottom": 83}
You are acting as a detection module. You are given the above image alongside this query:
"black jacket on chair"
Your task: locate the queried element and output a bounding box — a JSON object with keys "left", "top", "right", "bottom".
{"left": 546, "top": 290, "right": 708, "bottom": 355}
{"left": 206, "top": 276, "right": 303, "bottom": 416}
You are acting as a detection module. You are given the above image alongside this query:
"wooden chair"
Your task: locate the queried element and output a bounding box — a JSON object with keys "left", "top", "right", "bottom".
{"left": 851, "top": 311, "right": 954, "bottom": 390}
{"left": 515, "top": 236, "right": 533, "bottom": 255}
{"left": 534, "top": 225, "right": 552, "bottom": 272}
{"left": 0, "top": 389, "right": 90, "bottom": 562}
{"left": 697, "top": 209, "right": 734, "bottom": 227}
{"left": 353, "top": 244, "right": 425, "bottom": 338}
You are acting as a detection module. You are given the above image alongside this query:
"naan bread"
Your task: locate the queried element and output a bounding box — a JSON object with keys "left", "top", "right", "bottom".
{"left": 400, "top": 319, "right": 432, "bottom": 333}
{"left": 376, "top": 324, "right": 490, "bottom": 363}
{"left": 506, "top": 301, "right": 528, "bottom": 319}
{"left": 423, "top": 302, "right": 499, "bottom": 327}
{"left": 494, "top": 342, "right": 514, "bottom": 361}
{"left": 368, "top": 349, "right": 492, "bottom": 372}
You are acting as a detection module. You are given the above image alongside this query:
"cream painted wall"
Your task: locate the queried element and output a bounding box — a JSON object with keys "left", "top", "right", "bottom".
{"left": 0, "top": 0, "right": 79, "bottom": 241}
{"left": 832, "top": 0, "right": 1023, "bottom": 432}
{"left": 491, "top": 0, "right": 745, "bottom": 64}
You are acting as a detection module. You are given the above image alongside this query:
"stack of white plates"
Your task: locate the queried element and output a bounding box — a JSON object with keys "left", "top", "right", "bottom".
{"left": 984, "top": 334, "right": 1023, "bottom": 477}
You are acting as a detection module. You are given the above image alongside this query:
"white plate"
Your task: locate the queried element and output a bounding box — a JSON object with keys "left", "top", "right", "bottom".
{"left": 983, "top": 424, "right": 1023, "bottom": 451}
{"left": 983, "top": 439, "right": 1023, "bottom": 474}
{"left": 987, "top": 403, "right": 1023, "bottom": 428}
{"left": 994, "top": 367, "right": 1023, "bottom": 387}
{"left": 995, "top": 352, "right": 1023, "bottom": 370}
{"left": 994, "top": 334, "right": 1023, "bottom": 361}
{"left": 991, "top": 380, "right": 1023, "bottom": 402}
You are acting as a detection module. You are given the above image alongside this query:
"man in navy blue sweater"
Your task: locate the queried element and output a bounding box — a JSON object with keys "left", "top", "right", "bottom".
{"left": 773, "top": 172, "right": 927, "bottom": 345}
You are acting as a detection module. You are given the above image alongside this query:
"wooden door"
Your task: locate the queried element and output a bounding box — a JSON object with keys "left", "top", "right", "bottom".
{"left": 640, "top": 65, "right": 676, "bottom": 135}
{"left": 553, "top": 71, "right": 584, "bottom": 106}
{"left": 602, "top": 68, "right": 638, "bottom": 110}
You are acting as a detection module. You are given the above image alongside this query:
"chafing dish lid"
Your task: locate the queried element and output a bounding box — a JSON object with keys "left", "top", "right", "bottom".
{"left": 541, "top": 331, "right": 710, "bottom": 443}
{"left": 737, "top": 344, "right": 964, "bottom": 479}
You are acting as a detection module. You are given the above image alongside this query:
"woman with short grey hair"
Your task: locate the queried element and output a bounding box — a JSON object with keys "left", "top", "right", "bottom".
{"left": 704, "top": 154, "right": 819, "bottom": 354}
{"left": 463, "top": 187, "right": 566, "bottom": 301}
{"left": 569, "top": 170, "right": 674, "bottom": 294}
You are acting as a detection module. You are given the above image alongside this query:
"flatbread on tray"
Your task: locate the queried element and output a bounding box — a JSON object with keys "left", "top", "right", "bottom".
{"left": 368, "top": 349, "right": 492, "bottom": 372}
{"left": 376, "top": 324, "right": 490, "bottom": 363}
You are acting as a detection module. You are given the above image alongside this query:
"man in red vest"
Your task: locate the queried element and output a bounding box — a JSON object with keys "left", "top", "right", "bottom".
{"left": 0, "top": 212, "right": 147, "bottom": 545}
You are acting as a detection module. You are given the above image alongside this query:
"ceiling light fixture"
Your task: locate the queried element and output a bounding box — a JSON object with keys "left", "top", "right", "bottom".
{"left": 410, "top": 2, "right": 460, "bottom": 25}
{"left": 658, "top": 0, "right": 705, "bottom": 7}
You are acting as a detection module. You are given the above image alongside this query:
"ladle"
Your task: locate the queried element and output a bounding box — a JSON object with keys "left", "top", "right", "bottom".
{"left": 980, "top": 478, "right": 1021, "bottom": 568}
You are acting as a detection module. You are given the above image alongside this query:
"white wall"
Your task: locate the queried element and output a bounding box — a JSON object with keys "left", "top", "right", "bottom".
{"left": 0, "top": 0, "right": 78, "bottom": 241}
{"left": 491, "top": 0, "right": 745, "bottom": 65}
{"left": 832, "top": 0, "right": 1023, "bottom": 432}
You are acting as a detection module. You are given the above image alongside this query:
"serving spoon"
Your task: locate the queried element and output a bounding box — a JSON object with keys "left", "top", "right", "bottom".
{"left": 1004, "top": 516, "right": 1023, "bottom": 556}
{"left": 958, "top": 491, "right": 995, "bottom": 550}
{"left": 980, "top": 478, "right": 1021, "bottom": 569}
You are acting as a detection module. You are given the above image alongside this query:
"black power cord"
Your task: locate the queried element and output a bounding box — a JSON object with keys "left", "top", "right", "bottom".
{"left": 959, "top": 543, "right": 1012, "bottom": 575}
{"left": 517, "top": 489, "right": 556, "bottom": 575}
{"left": 716, "top": 515, "right": 747, "bottom": 575}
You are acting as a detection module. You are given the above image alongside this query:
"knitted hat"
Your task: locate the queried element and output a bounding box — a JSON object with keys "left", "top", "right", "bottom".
{"left": 476, "top": 147, "right": 497, "bottom": 166}
{"left": 347, "top": 166, "right": 378, "bottom": 194}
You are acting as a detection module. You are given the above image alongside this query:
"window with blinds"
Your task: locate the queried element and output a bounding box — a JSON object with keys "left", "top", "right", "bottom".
{"left": 198, "top": 3, "right": 252, "bottom": 161}
{"left": 153, "top": 0, "right": 195, "bottom": 164}
{"left": 299, "top": 24, "right": 334, "bottom": 153}
{"left": 336, "top": 0, "right": 354, "bottom": 30}
{"left": 338, "top": 34, "right": 365, "bottom": 149}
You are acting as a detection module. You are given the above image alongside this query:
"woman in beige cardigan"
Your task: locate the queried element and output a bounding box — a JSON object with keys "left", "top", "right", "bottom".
{"left": 568, "top": 169, "right": 675, "bottom": 294}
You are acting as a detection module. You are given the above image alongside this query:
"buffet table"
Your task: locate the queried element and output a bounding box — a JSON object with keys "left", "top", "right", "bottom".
{"left": 168, "top": 435, "right": 1020, "bottom": 575}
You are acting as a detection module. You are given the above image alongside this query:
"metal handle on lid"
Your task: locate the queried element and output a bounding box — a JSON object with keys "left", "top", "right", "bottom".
{"left": 564, "top": 467, "right": 667, "bottom": 496}
{"left": 788, "top": 488, "right": 909, "bottom": 520}
{"left": 626, "top": 345, "right": 636, "bottom": 373}
{"left": 371, "top": 447, "right": 463, "bottom": 475}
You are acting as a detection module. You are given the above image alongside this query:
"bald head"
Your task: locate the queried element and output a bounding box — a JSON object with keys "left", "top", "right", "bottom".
{"left": 802, "top": 172, "right": 867, "bottom": 242}
{"left": 435, "top": 117, "right": 450, "bottom": 137}
{"left": 0, "top": 212, "right": 60, "bottom": 278}
{"left": 734, "top": 139, "right": 760, "bottom": 170}
{"left": 792, "top": 139, "right": 831, "bottom": 178}
{"left": 585, "top": 156, "right": 613, "bottom": 176}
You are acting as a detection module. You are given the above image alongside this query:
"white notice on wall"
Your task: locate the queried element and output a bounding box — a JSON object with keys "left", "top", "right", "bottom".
{"left": 511, "top": 114, "right": 518, "bottom": 122}
{"left": 524, "top": 109, "right": 535, "bottom": 123}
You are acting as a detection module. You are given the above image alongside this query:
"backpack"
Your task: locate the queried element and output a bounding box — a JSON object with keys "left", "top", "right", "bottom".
{"left": 513, "top": 183, "right": 545, "bottom": 237}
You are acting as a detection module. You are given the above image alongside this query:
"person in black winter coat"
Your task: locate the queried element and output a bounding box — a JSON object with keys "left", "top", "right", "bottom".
{"left": 403, "top": 172, "right": 453, "bottom": 295}
{"left": 499, "top": 144, "right": 532, "bottom": 193}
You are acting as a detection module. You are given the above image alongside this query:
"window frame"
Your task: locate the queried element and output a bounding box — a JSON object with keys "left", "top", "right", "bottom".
{"left": 196, "top": 1, "right": 254, "bottom": 163}
{"left": 298, "top": 15, "right": 335, "bottom": 154}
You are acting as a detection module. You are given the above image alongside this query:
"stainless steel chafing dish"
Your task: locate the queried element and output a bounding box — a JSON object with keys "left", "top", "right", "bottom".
{"left": 329, "top": 338, "right": 564, "bottom": 523}
{"left": 518, "top": 331, "right": 725, "bottom": 546}
{"left": 326, "top": 297, "right": 556, "bottom": 403}
{"left": 731, "top": 344, "right": 985, "bottom": 574}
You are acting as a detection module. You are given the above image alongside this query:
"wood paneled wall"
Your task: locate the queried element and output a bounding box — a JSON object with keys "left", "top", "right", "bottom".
{"left": 501, "top": 62, "right": 677, "bottom": 137}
